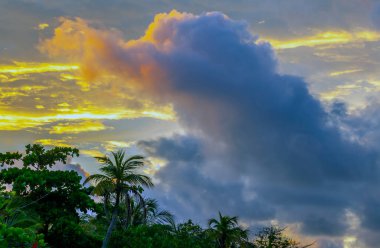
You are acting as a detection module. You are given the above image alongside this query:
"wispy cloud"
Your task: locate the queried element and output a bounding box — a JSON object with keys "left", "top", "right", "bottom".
{"left": 329, "top": 69, "right": 363, "bottom": 77}
{"left": 319, "top": 84, "right": 364, "bottom": 100}
{"left": 35, "top": 139, "right": 71, "bottom": 147}
{"left": 0, "top": 61, "right": 79, "bottom": 83}
{"left": 49, "top": 120, "right": 111, "bottom": 134}
{"left": 0, "top": 107, "right": 175, "bottom": 131}
{"left": 262, "top": 30, "right": 380, "bottom": 50}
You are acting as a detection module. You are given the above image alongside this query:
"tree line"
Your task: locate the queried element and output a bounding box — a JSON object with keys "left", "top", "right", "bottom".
{"left": 0, "top": 144, "right": 313, "bottom": 248}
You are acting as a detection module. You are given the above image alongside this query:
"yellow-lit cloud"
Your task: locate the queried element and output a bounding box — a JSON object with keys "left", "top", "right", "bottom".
{"left": 140, "top": 10, "right": 194, "bottom": 46}
{"left": 0, "top": 106, "right": 175, "bottom": 131}
{"left": 35, "top": 139, "right": 71, "bottom": 147}
{"left": 103, "top": 141, "right": 135, "bottom": 151}
{"left": 263, "top": 30, "right": 380, "bottom": 50}
{"left": 49, "top": 120, "right": 110, "bottom": 134}
{"left": 0, "top": 55, "right": 176, "bottom": 131}
{"left": 329, "top": 69, "right": 363, "bottom": 77}
{"left": 80, "top": 149, "right": 105, "bottom": 158}
{"left": 319, "top": 84, "right": 362, "bottom": 101}
{"left": 144, "top": 157, "right": 168, "bottom": 176}
{"left": 0, "top": 61, "right": 79, "bottom": 75}
{"left": 37, "top": 23, "right": 49, "bottom": 30}
{"left": 0, "top": 61, "right": 79, "bottom": 83}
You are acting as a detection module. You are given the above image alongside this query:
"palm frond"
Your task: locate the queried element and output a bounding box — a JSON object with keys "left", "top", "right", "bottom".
{"left": 125, "top": 155, "right": 145, "bottom": 163}
{"left": 92, "top": 180, "right": 115, "bottom": 196}
{"left": 94, "top": 156, "right": 109, "bottom": 164}
{"left": 151, "top": 210, "right": 175, "bottom": 225}
{"left": 83, "top": 173, "right": 110, "bottom": 185}
{"left": 99, "top": 165, "right": 118, "bottom": 178}
{"left": 124, "top": 161, "right": 145, "bottom": 171}
{"left": 208, "top": 218, "right": 219, "bottom": 227}
{"left": 123, "top": 174, "right": 154, "bottom": 188}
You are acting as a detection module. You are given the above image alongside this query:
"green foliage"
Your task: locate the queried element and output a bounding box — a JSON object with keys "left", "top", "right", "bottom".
{"left": 0, "top": 168, "right": 96, "bottom": 221}
{"left": 0, "top": 152, "right": 22, "bottom": 167}
{"left": 208, "top": 212, "right": 249, "bottom": 248}
{"left": 0, "top": 192, "right": 40, "bottom": 229}
{"left": 110, "top": 223, "right": 214, "bottom": 248}
{"left": 0, "top": 223, "right": 46, "bottom": 248}
{"left": 0, "top": 192, "right": 45, "bottom": 247}
{"left": 175, "top": 220, "right": 215, "bottom": 247}
{"left": 252, "top": 226, "right": 313, "bottom": 248}
{"left": 9, "top": 169, "right": 95, "bottom": 246}
{"left": 46, "top": 217, "right": 102, "bottom": 248}
{"left": 0, "top": 144, "right": 95, "bottom": 248}
{"left": 0, "top": 144, "right": 79, "bottom": 170}
{"left": 119, "top": 197, "right": 175, "bottom": 227}
{"left": 23, "top": 144, "right": 79, "bottom": 170}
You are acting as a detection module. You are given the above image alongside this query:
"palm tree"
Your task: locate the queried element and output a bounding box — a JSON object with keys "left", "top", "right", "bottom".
{"left": 144, "top": 198, "right": 175, "bottom": 226}
{"left": 208, "top": 211, "right": 249, "bottom": 248}
{"left": 84, "top": 150, "right": 153, "bottom": 248}
{"left": 121, "top": 197, "right": 175, "bottom": 227}
{"left": 0, "top": 194, "right": 40, "bottom": 228}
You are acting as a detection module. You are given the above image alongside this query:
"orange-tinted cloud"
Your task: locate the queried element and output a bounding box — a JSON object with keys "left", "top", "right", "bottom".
{"left": 39, "top": 11, "right": 197, "bottom": 97}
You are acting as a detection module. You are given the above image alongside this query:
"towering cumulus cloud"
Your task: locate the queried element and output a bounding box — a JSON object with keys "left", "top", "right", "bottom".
{"left": 42, "top": 11, "right": 380, "bottom": 247}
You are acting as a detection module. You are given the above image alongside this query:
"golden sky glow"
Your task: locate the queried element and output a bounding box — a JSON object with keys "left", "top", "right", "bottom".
{"left": 35, "top": 139, "right": 71, "bottom": 147}
{"left": 103, "top": 141, "right": 135, "bottom": 151}
{"left": 263, "top": 30, "right": 380, "bottom": 49}
{"left": 0, "top": 62, "right": 79, "bottom": 75}
{"left": 0, "top": 62, "right": 80, "bottom": 83}
{"left": 80, "top": 149, "right": 105, "bottom": 158}
{"left": 49, "top": 120, "right": 110, "bottom": 134}
{"left": 0, "top": 107, "right": 175, "bottom": 131}
{"left": 0, "top": 59, "right": 176, "bottom": 132}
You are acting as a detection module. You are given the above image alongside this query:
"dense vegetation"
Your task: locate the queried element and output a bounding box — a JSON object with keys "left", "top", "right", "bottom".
{"left": 0, "top": 144, "right": 312, "bottom": 248}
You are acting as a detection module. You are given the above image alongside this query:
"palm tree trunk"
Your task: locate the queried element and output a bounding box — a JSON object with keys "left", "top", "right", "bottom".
{"left": 126, "top": 194, "right": 131, "bottom": 227}
{"left": 102, "top": 191, "right": 120, "bottom": 248}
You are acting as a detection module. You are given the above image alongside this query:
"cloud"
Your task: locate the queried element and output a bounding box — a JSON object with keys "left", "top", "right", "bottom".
{"left": 52, "top": 162, "right": 90, "bottom": 181}
{"left": 0, "top": 61, "right": 79, "bottom": 83}
{"left": 329, "top": 69, "right": 363, "bottom": 77}
{"left": 261, "top": 30, "right": 380, "bottom": 50}
{"left": 0, "top": 99, "right": 175, "bottom": 131}
{"left": 42, "top": 10, "right": 380, "bottom": 247}
{"left": 139, "top": 135, "right": 276, "bottom": 224}
{"left": 49, "top": 120, "right": 111, "bottom": 134}
{"left": 36, "top": 23, "right": 49, "bottom": 30}
{"left": 35, "top": 138, "right": 71, "bottom": 147}
{"left": 371, "top": 2, "right": 380, "bottom": 30}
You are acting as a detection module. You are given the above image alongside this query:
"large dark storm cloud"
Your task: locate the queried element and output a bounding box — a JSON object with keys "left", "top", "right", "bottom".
{"left": 44, "top": 11, "right": 380, "bottom": 246}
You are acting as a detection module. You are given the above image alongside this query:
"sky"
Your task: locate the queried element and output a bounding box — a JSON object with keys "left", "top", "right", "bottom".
{"left": 2, "top": 0, "right": 380, "bottom": 247}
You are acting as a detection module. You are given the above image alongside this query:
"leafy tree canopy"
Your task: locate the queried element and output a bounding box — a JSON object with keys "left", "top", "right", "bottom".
{"left": 0, "top": 144, "right": 96, "bottom": 247}
{"left": 0, "top": 144, "right": 79, "bottom": 170}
